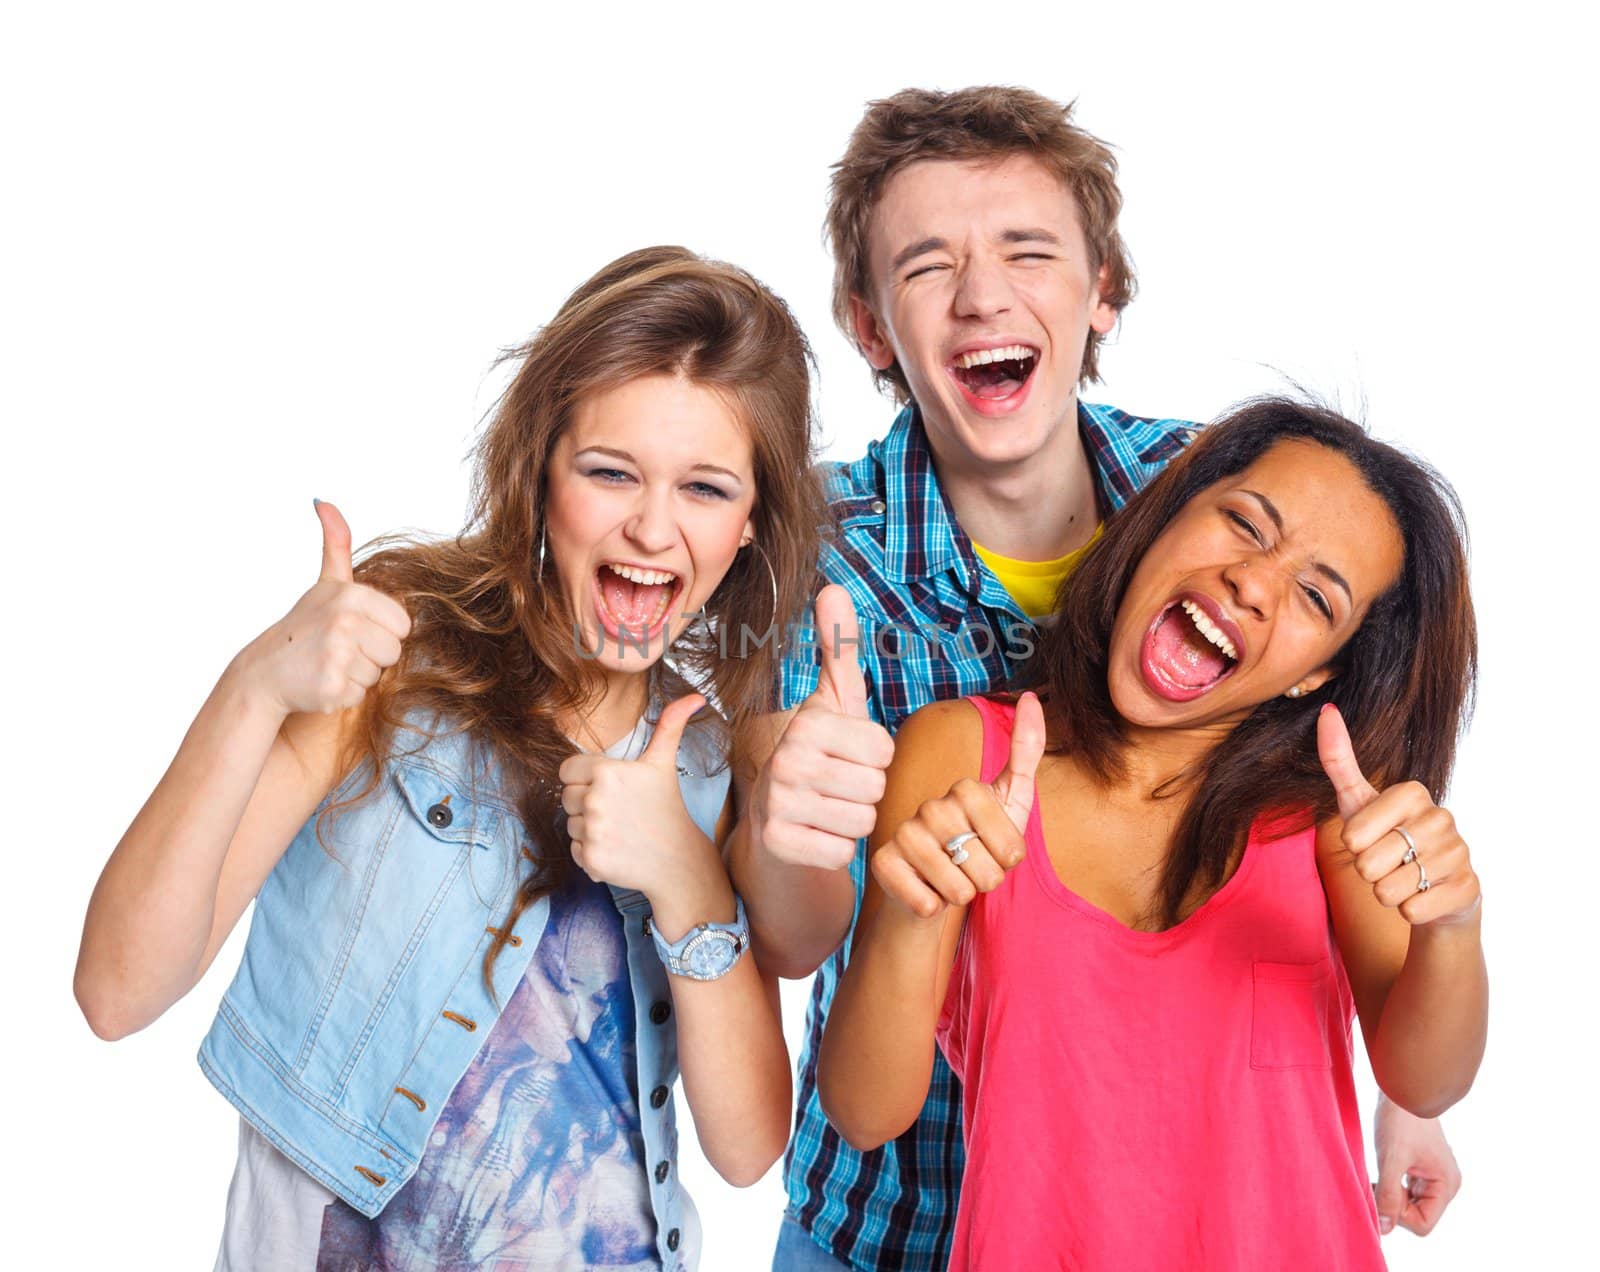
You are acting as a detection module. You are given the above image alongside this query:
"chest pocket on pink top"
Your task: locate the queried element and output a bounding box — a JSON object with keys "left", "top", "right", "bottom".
{"left": 1251, "top": 960, "right": 1333, "bottom": 1071}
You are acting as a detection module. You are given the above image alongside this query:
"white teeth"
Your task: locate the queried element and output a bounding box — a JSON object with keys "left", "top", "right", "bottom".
{"left": 607, "top": 564, "right": 677, "bottom": 586}
{"left": 953, "top": 344, "right": 1036, "bottom": 370}
{"left": 1179, "top": 599, "right": 1238, "bottom": 661}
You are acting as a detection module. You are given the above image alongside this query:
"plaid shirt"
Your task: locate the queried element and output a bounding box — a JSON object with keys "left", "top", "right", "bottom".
{"left": 777, "top": 400, "right": 1196, "bottom": 1270}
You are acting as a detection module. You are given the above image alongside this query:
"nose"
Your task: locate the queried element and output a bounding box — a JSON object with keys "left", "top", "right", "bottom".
{"left": 623, "top": 487, "right": 678, "bottom": 557}
{"left": 1220, "top": 558, "right": 1277, "bottom": 623}
{"left": 952, "top": 250, "right": 1014, "bottom": 322}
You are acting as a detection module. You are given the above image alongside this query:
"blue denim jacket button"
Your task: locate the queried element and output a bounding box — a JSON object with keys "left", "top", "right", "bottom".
{"left": 426, "top": 802, "right": 453, "bottom": 829}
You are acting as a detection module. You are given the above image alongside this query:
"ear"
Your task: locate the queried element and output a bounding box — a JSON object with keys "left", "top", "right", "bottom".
{"left": 1088, "top": 260, "right": 1118, "bottom": 335}
{"left": 739, "top": 518, "right": 755, "bottom": 549}
{"left": 848, "top": 293, "right": 898, "bottom": 371}
{"left": 1290, "top": 665, "right": 1339, "bottom": 698}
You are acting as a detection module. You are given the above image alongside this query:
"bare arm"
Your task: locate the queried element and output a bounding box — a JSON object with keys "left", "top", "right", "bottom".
{"left": 1318, "top": 816, "right": 1487, "bottom": 1117}
{"left": 1316, "top": 706, "right": 1487, "bottom": 1118}
{"left": 658, "top": 791, "right": 792, "bottom": 1186}
{"left": 817, "top": 700, "right": 990, "bottom": 1150}
{"left": 560, "top": 696, "right": 791, "bottom": 1186}
{"left": 729, "top": 586, "right": 895, "bottom": 979}
{"left": 728, "top": 706, "right": 862, "bottom": 979}
{"left": 74, "top": 501, "right": 407, "bottom": 1039}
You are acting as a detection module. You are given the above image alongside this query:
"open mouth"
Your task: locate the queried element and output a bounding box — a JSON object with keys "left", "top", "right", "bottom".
{"left": 592, "top": 562, "right": 683, "bottom": 642}
{"left": 1139, "top": 595, "right": 1243, "bottom": 702}
{"left": 948, "top": 343, "right": 1039, "bottom": 409}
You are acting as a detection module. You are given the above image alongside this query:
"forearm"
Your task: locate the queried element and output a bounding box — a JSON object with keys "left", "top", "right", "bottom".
{"left": 728, "top": 816, "right": 856, "bottom": 979}
{"left": 816, "top": 900, "right": 948, "bottom": 1150}
{"left": 1368, "top": 915, "right": 1488, "bottom": 1117}
{"left": 75, "top": 654, "right": 287, "bottom": 1037}
{"left": 648, "top": 870, "right": 791, "bottom": 1186}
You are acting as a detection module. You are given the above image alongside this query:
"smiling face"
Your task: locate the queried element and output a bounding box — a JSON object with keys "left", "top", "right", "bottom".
{"left": 1107, "top": 440, "right": 1405, "bottom": 729}
{"left": 543, "top": 373, "right": 756, "bottom": 671}
{"left": 850, "top": 153, "right": 1116, "bottom": 470}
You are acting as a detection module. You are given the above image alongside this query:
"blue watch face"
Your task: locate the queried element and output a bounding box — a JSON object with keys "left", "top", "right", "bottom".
{"left": 684, "top": 932, "right": 737, "bottom": 978}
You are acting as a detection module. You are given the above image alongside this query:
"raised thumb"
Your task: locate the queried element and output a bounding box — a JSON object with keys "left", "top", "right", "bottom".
{"left": 1317, "top": 703, "right": 1379, "bottom": 822}
{"left": 994, "top": 691, "right": 1046, "bottom": 830}
{"left": 314, "top": 498, "right": 354, "bottom": 584}
{"left": 641, "top": 693, "right": 706, "bottom": 768}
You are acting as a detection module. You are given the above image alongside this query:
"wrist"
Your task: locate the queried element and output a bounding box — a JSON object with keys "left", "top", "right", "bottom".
{"left": 219, "top": 646, "right": 292, "bottom": 727}
{"left": 643, "top": 854, "right": 735, "bottom": 943}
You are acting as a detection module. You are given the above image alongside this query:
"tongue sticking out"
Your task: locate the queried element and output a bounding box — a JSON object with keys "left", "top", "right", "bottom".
{"left": 1148, "top": 604, "right": 1231, "bottom": 689}
{"left": 953, "top": 356, "right": 1033, "bottom": 400}
{"left": 599, "top": 567, "right": 673, "bottom": 633}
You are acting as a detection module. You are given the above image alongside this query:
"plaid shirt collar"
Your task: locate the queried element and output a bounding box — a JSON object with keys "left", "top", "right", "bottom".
{"left": 878, "top": 399, "right": 1185, "bottom": 597}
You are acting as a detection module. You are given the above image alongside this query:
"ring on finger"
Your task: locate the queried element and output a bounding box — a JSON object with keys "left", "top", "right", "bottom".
{"left": 1395, "top": 823, "right": 1419, "bottom": 866}
{"left": 944, "top": 831, "right": 977, "bottom": 867}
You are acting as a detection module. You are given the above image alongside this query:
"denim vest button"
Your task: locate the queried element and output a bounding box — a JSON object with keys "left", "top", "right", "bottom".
{"left": 667, "top": 1228, "right": 680, "bottom": 1252}
{"left": 650, "top": 1001, "right": 671, "bottom": 1025}
{"left": 426, "top": 802, "right": 453, "bottom": 829}
{"left": 650, "top": 1084, "right": 669, "bottom": 1109}
{"left": 654, "top": 1159, "right": 670, "bottom": 1184}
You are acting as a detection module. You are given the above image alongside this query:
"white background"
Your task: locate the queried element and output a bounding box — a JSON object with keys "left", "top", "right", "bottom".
{"left": 4, "top": 2, "right": 1593, "bottom": 1268}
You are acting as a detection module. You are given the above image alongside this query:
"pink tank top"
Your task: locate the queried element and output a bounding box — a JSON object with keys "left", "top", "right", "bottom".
{"left": 936, "top": 696, "right": 1383, "bottom": 1271}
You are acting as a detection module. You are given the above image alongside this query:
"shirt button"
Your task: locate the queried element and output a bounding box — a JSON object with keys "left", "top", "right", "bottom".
{"left": 667, "top": 1228, "right": 681, "bottom": 1252}
{"left": 650, "top": 1085, "right": 669, "bottom": 1109}
{"left": 870, "top": 499, "right": 886, "bottom": 515}
{"left": 654, "top": 1160, "right": 670, "bottom": 1184}
{"left": 426, "top": 803, "right": 453, "bottom": 829}
{"left": 650, "top": 1001, "right": 671, "bottom": 1025}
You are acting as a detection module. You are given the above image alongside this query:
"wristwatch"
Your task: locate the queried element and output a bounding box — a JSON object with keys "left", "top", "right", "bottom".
{"left": 648, "top": 895, "right": 750, "bottom": 981}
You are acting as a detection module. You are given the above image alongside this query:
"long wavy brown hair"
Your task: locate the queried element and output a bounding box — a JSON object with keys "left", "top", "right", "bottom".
{"left": 1030, "top": 397, "right": 1477, "bottom": 928}
{"left": 333, "top": 246, "right": 823, "bottom": 985}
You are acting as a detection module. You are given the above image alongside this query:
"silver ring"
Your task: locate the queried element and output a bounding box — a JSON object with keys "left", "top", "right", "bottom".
{"left": 1415, "top": 856, "right": 1430, "bottom": 892}
{"left": 944, "top": 832, "right": 977, "bottom": 867}
{"left": 1395, "top": 824, "right": 1419, "bottom": 866}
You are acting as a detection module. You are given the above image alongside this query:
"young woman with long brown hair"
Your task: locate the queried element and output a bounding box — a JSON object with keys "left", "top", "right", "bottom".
{"left": 818, "top": 398, "right": 1486, "bottom": 1270}
{"left": 74, "top": 246, "right": 824, "bottom": 1271}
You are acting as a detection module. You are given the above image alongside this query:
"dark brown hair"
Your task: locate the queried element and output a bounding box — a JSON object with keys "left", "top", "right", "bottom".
{"left": 337, "top": 246, "right": 823, "bottom": 984}
{"left": 826, "top": 85, "right": 1134, "bottom": 396}
{"left": 1032, "top": 397, "right": 1477, "bottom": 927}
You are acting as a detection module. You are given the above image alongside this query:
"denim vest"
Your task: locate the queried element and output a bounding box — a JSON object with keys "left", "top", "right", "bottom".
{"left": 198, "top": 715, "right": 730, "bottom": 1270}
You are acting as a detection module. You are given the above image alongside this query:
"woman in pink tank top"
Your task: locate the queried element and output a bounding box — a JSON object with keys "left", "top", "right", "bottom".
{"left": 818, "top": 400, "right": 1486, "bottom": 1271}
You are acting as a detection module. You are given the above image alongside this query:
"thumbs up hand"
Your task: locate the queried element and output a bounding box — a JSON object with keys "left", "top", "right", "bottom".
{"left": 559, "top": 693, "right": 716, "bottom": 899}
{"left": 1318, "top": 704, "right": 1480, "bottom": 926}
{"left": 871, "top": 693, "right": 1046, "bottom": 919}
{"left": 750, "top": 586, "right": 896, "bottom": 871}
{"left": 240, "top": 500, "right": 413, "bottom": 718}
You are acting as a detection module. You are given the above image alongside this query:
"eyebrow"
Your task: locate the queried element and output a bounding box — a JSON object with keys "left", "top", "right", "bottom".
{"left": 1242, "top": 489, "right": 1354, "bottom": 606}
{"left": 889, "top": 227, "right": 1067, "bottom": 274}
{"left": 999, "top": 227, "right": 1064, "bottom": 248}
{"left": 575, "top": 446, "right": 744, "bottom": 483}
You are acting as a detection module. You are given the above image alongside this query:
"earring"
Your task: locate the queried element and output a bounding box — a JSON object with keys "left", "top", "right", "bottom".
{"left": 745, "top": 539, "right": 779, "bottom": 633}
{"left": 1286, "top": 685, "right": 1305, "bottom": 699}
{"left": 533, "top": 522, "right": 550, "bottom": 612}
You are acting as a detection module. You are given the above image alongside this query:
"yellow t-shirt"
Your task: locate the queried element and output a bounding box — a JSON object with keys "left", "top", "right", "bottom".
{"left": 972, "top": 524, "right": 1104, "bottom": 619}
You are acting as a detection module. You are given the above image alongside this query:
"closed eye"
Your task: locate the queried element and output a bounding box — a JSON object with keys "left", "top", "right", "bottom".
{"left": 1302, "top": 584, "right": 1333, "bottom": 622}
{"left": 904, "top": 262, "right": 950, "bottom": 280}
{"left": 1225, "top": 509, "right": 1264, "bottom": 544}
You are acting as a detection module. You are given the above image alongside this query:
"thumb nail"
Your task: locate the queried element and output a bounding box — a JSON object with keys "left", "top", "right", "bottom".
{"left": 1378, "top": 1216, "right": 1394, "bottom": 1234}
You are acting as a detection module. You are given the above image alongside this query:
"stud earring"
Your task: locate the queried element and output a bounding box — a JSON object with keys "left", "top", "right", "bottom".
{"left": 1286, "top": 685, "right": 1305, "bottom": 699}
